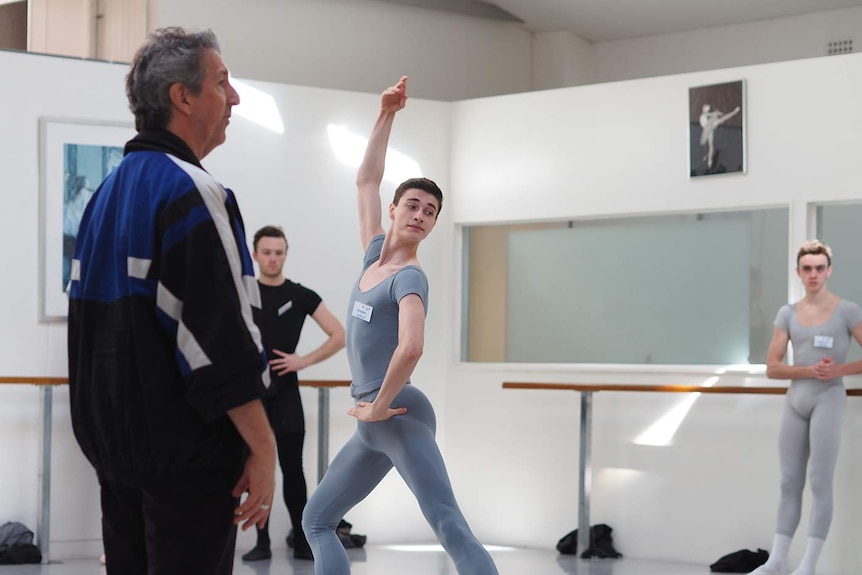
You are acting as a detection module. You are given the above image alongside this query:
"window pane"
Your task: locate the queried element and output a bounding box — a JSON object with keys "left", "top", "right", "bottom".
{"left": 463, "top": 208, "right": 788, "bottom": 365}
{"left": 816, "top": 203, "right": 862, "bottom": 362}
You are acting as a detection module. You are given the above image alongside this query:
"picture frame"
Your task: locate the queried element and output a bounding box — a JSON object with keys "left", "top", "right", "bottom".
{"left": 689, "top": 80, "right": 746, "bottom": 178}
{"left": 39, "top": 118, "right": 135, "bottom": 321}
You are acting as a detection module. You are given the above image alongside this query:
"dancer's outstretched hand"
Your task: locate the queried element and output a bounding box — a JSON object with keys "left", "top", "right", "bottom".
{"left": 381, "top": 76, "right": 408, "bottom": 113}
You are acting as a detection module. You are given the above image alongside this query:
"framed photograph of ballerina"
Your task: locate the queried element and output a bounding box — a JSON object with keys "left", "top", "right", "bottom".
{"left": 39, "top": 117, "right": 134, "bottom": 321}
{"left": 689, "top": 80, "right": 745, "bottom": 177}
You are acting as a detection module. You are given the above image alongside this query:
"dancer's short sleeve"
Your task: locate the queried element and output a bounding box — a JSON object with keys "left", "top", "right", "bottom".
{"left": 774, "top": 304, "right": 793, "bottom": 332}
{"left": 362, "top": 235, "right": 385, "bottom": 270}
{"left": 391, "top": 267, "right": 429, "bottom": 315}
{"left": 841, "top": 300, "right": 862, "bottom": 331}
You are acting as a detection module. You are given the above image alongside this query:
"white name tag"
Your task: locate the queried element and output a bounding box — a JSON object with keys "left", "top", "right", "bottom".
{"left": 278, "top": 301, "right": 293, "bottom": 316}
{"left": 813, "top": 335, "right": 834, "bottom": 349}
{"left": 352, "top": 301, "right": 373, "bottom": 322}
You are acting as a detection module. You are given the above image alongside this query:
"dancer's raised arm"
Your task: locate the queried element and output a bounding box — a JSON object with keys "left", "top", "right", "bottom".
{"left": 355, "top": 75, "right": 408, "bottom": 250}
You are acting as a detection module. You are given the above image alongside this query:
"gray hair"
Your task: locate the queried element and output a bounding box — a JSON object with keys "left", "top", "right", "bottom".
{"left": 125, "top": 27, "right": 221, "bottom": 131}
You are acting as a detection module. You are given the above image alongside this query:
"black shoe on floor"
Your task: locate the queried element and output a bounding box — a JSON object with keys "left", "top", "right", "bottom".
{"left": 241, "top": 546, "right": 272, "bottom": 561}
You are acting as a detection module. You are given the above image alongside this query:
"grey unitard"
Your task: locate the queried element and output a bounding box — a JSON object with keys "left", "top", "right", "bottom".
{"left": 302, "top": 235, "right": 498, "bottom": 575}
{"left": 772, "top": 300, "right": 862, "bottom": 539}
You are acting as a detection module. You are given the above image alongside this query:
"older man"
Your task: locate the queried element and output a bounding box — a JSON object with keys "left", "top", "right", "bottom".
{"left": 68, "top": 27, "right": 275, "bottom": 575}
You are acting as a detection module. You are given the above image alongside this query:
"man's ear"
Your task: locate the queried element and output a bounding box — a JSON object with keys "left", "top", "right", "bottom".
{"left": 168, "top": 83, "right": 192, "bottom": 117}
{"left": 388, "top": 203, "right": 395, "bottom": 220}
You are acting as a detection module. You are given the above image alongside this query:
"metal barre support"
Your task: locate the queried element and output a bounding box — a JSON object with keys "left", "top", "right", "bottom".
{"left": 37, "top": 386, "right": 52, "bottom": 564}
{"left": 577, "top": 391, "right": 592, "bottom": 554}
{"left": 317, "top": 387, "right": 330, "bottom": 483}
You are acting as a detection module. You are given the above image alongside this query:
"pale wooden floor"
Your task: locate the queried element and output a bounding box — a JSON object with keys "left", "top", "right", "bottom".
{"left": 0, "top": 545, "right": 713, "bottom": 575}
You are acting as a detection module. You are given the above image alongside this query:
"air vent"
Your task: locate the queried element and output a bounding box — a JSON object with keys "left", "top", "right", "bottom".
{"left": 827, "top": 39, "right": 853, "bottom": 56}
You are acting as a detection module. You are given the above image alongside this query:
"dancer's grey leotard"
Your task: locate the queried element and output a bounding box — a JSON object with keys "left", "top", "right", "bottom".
{"left": 345, "top": 235, "right": 428, "bottom": 399}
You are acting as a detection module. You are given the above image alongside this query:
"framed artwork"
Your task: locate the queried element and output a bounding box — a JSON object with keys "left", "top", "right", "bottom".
{"left": 39, "top": 118, "right": 134, "bottom": 321}
{"left": 689, "top": 80, "right": 746, "bottom": 177}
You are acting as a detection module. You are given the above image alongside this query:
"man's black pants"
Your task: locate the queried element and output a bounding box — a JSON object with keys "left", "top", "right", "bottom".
{"left": 101, "top": 479, "right": 238, "bottom": 575}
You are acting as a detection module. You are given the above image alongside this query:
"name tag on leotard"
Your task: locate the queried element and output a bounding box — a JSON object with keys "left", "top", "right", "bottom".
{"left": 813, "top": 335, "right": 834, "bottom": 349}
{"left": 352, "top": 301, "right": 373, "bottom": 322}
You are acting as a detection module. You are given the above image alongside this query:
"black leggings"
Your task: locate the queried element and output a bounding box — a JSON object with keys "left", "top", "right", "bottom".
{"left": 258, "top": 388, "right": 309, "bottom": 549}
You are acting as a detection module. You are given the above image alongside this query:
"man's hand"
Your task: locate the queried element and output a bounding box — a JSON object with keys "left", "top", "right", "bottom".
{"left": 226, "top": 399, "right": 276, "bottom": 531}
{"left": 232, "top": 448, "right": 276, "bottom": 530}
{"left": 269, "top": 348, "right": 309, "bottom": 375}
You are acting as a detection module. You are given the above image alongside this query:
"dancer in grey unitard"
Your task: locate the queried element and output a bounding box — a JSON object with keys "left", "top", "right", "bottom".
{"left": 302, "top": 77, "right": 498, "bottom": 575}
{"left": 752, "top": 241, "right": 862, "bottom": 575}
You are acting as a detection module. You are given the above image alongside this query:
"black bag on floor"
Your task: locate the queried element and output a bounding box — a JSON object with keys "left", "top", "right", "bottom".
{"left": 288, "top": 519, "right": 366, "bottom": 549}
{"left": 336, "top": 519, "right": 366, "bottom": 549}
{"left": 0, "top": 522, "right": 41, "bottom": 565}
{"left": 709, "top": 548, "right": 768, "bottom": 572}
{"left": 0, "top": 543, "right": 42, "bottom": 565}
{"left": 556, "top": 523, "right": 622, "bottom": 559}
{"left": 556, "top": 529, "right": 578, "bottom": 554}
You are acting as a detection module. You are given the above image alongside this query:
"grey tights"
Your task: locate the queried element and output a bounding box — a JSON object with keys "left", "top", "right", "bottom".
{"left": 302, "top": 385, "right": 498, "bottom": 575}
{"left": 775, "top": 381, "right": 845, "bottom": 540}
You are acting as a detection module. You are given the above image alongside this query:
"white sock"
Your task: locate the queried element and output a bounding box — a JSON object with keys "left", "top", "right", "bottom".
{"left": 757, "top": 534, "right": 792, "bottom": 572}
{"left": 791, "top": 537, "right": 825, "bottom": 575}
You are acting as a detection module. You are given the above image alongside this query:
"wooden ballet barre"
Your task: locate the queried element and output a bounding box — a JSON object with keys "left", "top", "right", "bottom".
{"left": 0, "top": 376, "right": 68, "bottom": 385}
{"left": 299, "top": 379, "right": 350, "bottom": 388}
{"left": 503, "top": 382, "right": 862, "bottom": 395}
{"left": 0, "top": 376, "right": 352, "bottom": 388}
{"left": 503, "top": 380, "right": 862, "bottom": 554}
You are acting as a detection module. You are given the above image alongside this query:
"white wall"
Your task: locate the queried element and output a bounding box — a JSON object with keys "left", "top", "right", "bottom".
{"left": 0, "top": 48, "right": 450, "bottom": 557}
{"left": 155, "top": 0, "right": 533, "bottom": 102}
{"left": 446, "top": 52, "right": 862, "bottom": 574}
{"left": 593, "top": 6, "right": 862, "bottom": 84}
